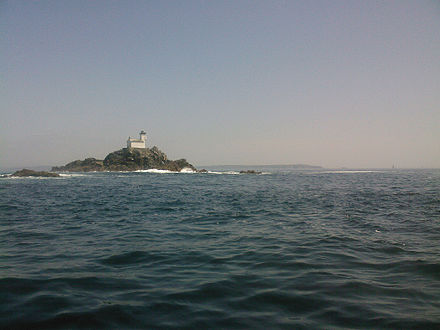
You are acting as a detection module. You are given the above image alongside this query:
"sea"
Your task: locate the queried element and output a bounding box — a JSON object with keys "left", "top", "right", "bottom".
{"left": 1, "top": 167, "right": 439, "bottom": 329}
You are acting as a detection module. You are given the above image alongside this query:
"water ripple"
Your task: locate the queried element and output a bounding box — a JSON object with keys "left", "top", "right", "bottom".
{"left": 1, "top": 169, "right": 439, "bottom": 328}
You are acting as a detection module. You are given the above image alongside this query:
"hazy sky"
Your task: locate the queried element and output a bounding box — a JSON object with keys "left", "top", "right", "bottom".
{"left": 2, "top": 0, "right": 439, "bottom": 168}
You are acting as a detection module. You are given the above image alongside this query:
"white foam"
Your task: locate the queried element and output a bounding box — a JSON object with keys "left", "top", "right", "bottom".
{"left": 1, "top": 175, "right": 60, "bottom": 180}
{"left": 320, "top": 170, "right": 381, "bottom": 174}
{"left": 135, "top": 169, "right": 176, "bottom": 174}
{"left": 180, "top": 167, "right": 197, "bottom": 173}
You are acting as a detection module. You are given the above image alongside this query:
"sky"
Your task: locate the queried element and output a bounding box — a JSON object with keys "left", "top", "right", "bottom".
{"left": 1, "top": 0, "right": 439, "bottom": 169}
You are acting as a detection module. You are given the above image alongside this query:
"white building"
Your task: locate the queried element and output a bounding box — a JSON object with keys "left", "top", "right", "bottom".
{"left": 127, "top": 130, "right": 147, "bottom": 149}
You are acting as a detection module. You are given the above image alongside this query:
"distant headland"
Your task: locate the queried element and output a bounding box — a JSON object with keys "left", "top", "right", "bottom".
{"left": 51, "top": 131, "right": 197, "bottom": 172}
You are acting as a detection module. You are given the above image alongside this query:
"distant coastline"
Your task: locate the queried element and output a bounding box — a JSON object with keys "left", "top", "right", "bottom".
{"left": 198, "top": 164, "right": 323, "bottom": 170}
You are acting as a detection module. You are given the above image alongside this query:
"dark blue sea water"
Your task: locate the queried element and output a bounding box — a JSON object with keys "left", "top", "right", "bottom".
{"left": 1, "top": 168, "right": 439, "bottom": 329}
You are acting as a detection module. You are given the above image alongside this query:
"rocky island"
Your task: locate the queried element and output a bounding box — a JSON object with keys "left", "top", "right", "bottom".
{"left": 51, "top": 131, "right": 197, "bottom": 173}
{"left": 52, "top": 146, "right": 196, "bottom": 172}
{"left": 10, "top": 169, "right": 60, "bottom": 177}
{"left": 239, "top": 170, "right": 262, "bottom": 174}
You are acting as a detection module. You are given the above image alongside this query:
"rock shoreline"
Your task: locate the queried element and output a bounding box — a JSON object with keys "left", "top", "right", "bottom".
{"left": 5, "top": 147, "right": 276, "bottom": 176}
{"left": 7, "top": 169, "right": 60, "bottom": 177}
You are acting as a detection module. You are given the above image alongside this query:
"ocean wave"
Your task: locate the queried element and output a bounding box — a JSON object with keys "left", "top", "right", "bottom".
{"left": 2, "top": 169, "right": 439, "bottom": 329}
{"left": 100, "top": 250, "right": 166, "bottom": 266}
{"left": 180, "top": 167, "right": 197, "bottom": 173}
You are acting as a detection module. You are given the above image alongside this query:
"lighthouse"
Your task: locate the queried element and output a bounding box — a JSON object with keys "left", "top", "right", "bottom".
{"left": 139, "top": 130, "right": 146, "bottom": 142}
{"left": 127, "top": 130, "right": 147, "bottom": 149}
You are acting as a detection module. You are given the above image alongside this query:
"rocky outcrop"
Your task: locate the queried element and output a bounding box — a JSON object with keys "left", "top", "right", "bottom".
{"left": 52, "top": 158, "right": 104, "bottom": 172}
{"left": 51, "top": 147, "right": 196, "bottom": 172}
{"left": 103, "top": 147, "right": 197, "bottom": 172}
{"left": 11, "top": 169, "right": 60, "bottom": 177}
{"left": 239, "top": 170, "right": 262, "bottom": 174}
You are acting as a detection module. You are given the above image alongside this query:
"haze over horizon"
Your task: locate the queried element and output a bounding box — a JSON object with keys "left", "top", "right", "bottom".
{"left": 2, "top": 1, "right": 439, "bottom": 169}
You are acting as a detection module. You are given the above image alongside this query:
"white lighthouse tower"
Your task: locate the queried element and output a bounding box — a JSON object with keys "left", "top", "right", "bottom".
{"left": 127, "top": 130, "right": 147, "bottom": 149}
{"left": 139, "top": 130, "right": 147, "bottom": 142}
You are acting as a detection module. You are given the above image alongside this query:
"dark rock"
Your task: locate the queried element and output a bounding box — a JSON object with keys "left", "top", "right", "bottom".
{"left": 239, "top": 170, "right": 262, "bottom": 174}
{"left": 52, "top": 158, "right": 104, "bottom": 172}
{"left": 11, "top": 169, "right": 60, "bottom": 177}
{"left": 198, "top": 169, "right": 208, "bottom": 173}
